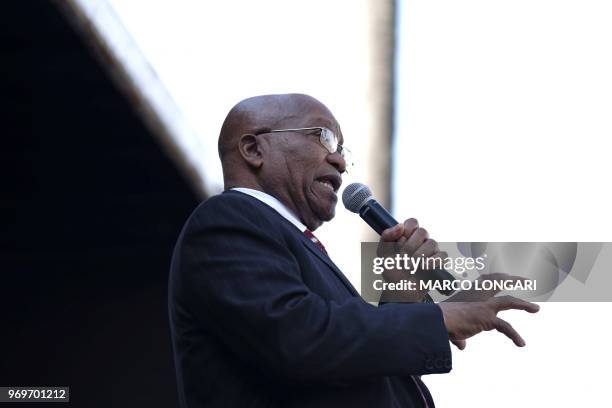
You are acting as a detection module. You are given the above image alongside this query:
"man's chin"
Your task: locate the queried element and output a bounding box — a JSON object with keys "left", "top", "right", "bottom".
{"left": 316, "top": 206, "right": 336, "bottom": 224}
{"left": 306, "top": 193, "right": 337, "bottom": 229}
{"left": 304, "top": 209, "right": 334, "bottom": 231}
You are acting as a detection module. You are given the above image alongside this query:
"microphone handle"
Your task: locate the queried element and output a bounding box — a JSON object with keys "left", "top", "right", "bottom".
{"left": 358, "top": 199, "right": 398, "bottom": 235}
{"left": 359, "top": 199, "right": 456, "bottom": 296}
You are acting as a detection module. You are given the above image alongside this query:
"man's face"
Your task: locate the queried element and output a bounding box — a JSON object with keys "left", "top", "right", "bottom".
{"left": 260, "top": 101, "right": 346, "bottom": 231}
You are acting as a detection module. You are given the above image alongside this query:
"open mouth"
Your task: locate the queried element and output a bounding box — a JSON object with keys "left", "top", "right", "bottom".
{"left": 315, "top": 174, "right": 341, "bottom": 193}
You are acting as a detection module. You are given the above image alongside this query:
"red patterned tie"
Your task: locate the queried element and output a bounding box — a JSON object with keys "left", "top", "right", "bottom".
{"left": 303, "top": 229, "right": 328, "bottom": 255}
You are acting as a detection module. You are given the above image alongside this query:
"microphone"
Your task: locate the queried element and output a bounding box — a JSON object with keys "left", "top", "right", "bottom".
{"left": 342, "top": 182, "right": 456, "bottom": 296}
{"left": 342, "top": 183, "right": 398, "bottom": 235}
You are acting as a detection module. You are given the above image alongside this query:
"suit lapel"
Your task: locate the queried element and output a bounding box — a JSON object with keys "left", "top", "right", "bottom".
{"left": 299, "top": 234, "right": 360, "bottom": 297}
{"left": 225, "top": 190, "right": 361, "bottom": 297}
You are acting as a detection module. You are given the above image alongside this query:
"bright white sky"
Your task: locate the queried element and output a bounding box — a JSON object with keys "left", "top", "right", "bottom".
{"left": 394, "top": 1, "right": 612, "bottom": 406}
{"left": 107, "top": 1, "right": 611, "bottom": 406}
{"left": 108, "top": 0, "right": 371, "bottom": 195}
{"left": 394, "top": 0, "right": 612, "bottom": 242}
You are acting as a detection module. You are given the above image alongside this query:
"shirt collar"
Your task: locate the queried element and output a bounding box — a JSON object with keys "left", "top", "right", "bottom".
{"left": 231, "top": 187, "right": 307, "bottom": 232}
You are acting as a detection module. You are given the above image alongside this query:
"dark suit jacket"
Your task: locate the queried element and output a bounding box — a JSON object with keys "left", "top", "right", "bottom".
{"left": 169, "top": 190, "right": 452, "bottom": 407}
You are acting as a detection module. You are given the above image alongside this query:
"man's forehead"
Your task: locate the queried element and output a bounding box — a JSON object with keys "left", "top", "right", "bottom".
{"left": 238, "top": 93, "right": 343, "bottom": 139}
{"left": 278, "top": 105, "right": 341, "bottom": 132}
{"left": 309, "top": 114, "right": 343, "bottom": 143}
{"left": 301, "top": 113, "right": 339, "bottom": 129}
{"left": 281, "top": 113, "right": 343, "bottom": 143}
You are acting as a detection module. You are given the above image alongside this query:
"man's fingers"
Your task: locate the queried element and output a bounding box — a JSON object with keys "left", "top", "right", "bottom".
{"left": 397, "top": 235, "right": 408, "bottom": 247}
{"left": 403, "top": 218, "right": 419, "bottom": 239}
{"left": 381, "top": 219, "right": 419, "bottom": 244}
{"left": 494, "top": 317, "right": 526, "bottom": 347}
{"left": 450, "top": 338, "right": 467, "bottom": 350}
{"left": 432, "top": 250, "right": 448, "bottom": 260}
{"left": 405, "top": 227, "right": 429, "bottom": 254}
{"left": 412, "top": 239, "right": 439, "bottom": 259}
{"left": 380, "top": 223, "right": 404, "bottom": 242}
{"left": 491, "top": 295, "right": 540, "bottom": 313}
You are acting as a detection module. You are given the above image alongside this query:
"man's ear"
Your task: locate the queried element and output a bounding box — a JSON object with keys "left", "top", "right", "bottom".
{"left": 238, "top": 134, "right": 264, "bottom": 168}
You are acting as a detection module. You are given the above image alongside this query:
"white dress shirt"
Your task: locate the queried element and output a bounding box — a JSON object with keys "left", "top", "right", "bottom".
{"left": 231, "top": 187, "right": 306, "bottom": 232}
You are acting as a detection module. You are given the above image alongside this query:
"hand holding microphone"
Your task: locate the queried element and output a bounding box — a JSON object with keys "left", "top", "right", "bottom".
{"left": 342, "top": 183, "right": 456, "bottom": 298}
{"left": 379, "top": 220, "right": 451, "bottom": 302}
{"left": 343, "top": 183, "right": 540, "bottom": 349}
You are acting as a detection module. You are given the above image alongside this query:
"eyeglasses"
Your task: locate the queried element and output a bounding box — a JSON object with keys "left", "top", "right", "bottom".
{"left": 268, "top": 127, "right": 354, "bottom": 170}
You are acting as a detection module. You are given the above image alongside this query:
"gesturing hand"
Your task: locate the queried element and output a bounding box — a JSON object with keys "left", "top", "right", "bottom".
{"left": 438, "top": 296, "right": 540, "bottom": 350}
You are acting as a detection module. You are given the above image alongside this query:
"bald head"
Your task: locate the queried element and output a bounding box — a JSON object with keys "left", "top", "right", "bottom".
{"left": 218, "top": 94, "right": 331, "bottom": 160}
{"left": 217, "top": 93, "right": 346, "bottom": 230}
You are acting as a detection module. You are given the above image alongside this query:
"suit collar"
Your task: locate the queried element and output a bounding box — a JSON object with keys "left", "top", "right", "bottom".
{"left": 229, "top": 187, "right": 306, "bottom": 232}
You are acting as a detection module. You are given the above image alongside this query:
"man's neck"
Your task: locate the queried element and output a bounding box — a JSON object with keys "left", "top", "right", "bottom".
{"left": 230, "top": 187, "right": 307, "bottom": 232}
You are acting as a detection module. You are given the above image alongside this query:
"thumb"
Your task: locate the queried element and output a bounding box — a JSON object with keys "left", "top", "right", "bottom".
{"left": 380, "top": 223, "right": 404, "bottom": 242}
{"left": 451, "top": 339, "right": 467, "bottom": 350}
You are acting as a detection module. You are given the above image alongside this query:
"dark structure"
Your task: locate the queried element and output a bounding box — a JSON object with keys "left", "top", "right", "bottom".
{"left": 1, "top": 1, "right": 200, "bottom": 406}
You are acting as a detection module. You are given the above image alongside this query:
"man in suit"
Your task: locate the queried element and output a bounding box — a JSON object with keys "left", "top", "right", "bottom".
{"left": 168, "top": 93, "right": 539, "bottom": 407}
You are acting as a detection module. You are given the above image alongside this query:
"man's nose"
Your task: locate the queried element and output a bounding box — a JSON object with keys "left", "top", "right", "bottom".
{"left": 327, "top": 151, "right": 346, "bottom": 174}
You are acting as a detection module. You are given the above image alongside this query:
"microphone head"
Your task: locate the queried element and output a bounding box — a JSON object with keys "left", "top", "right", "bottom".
{"left": 342, "top": 182, "right": 373, "bottom": 213}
